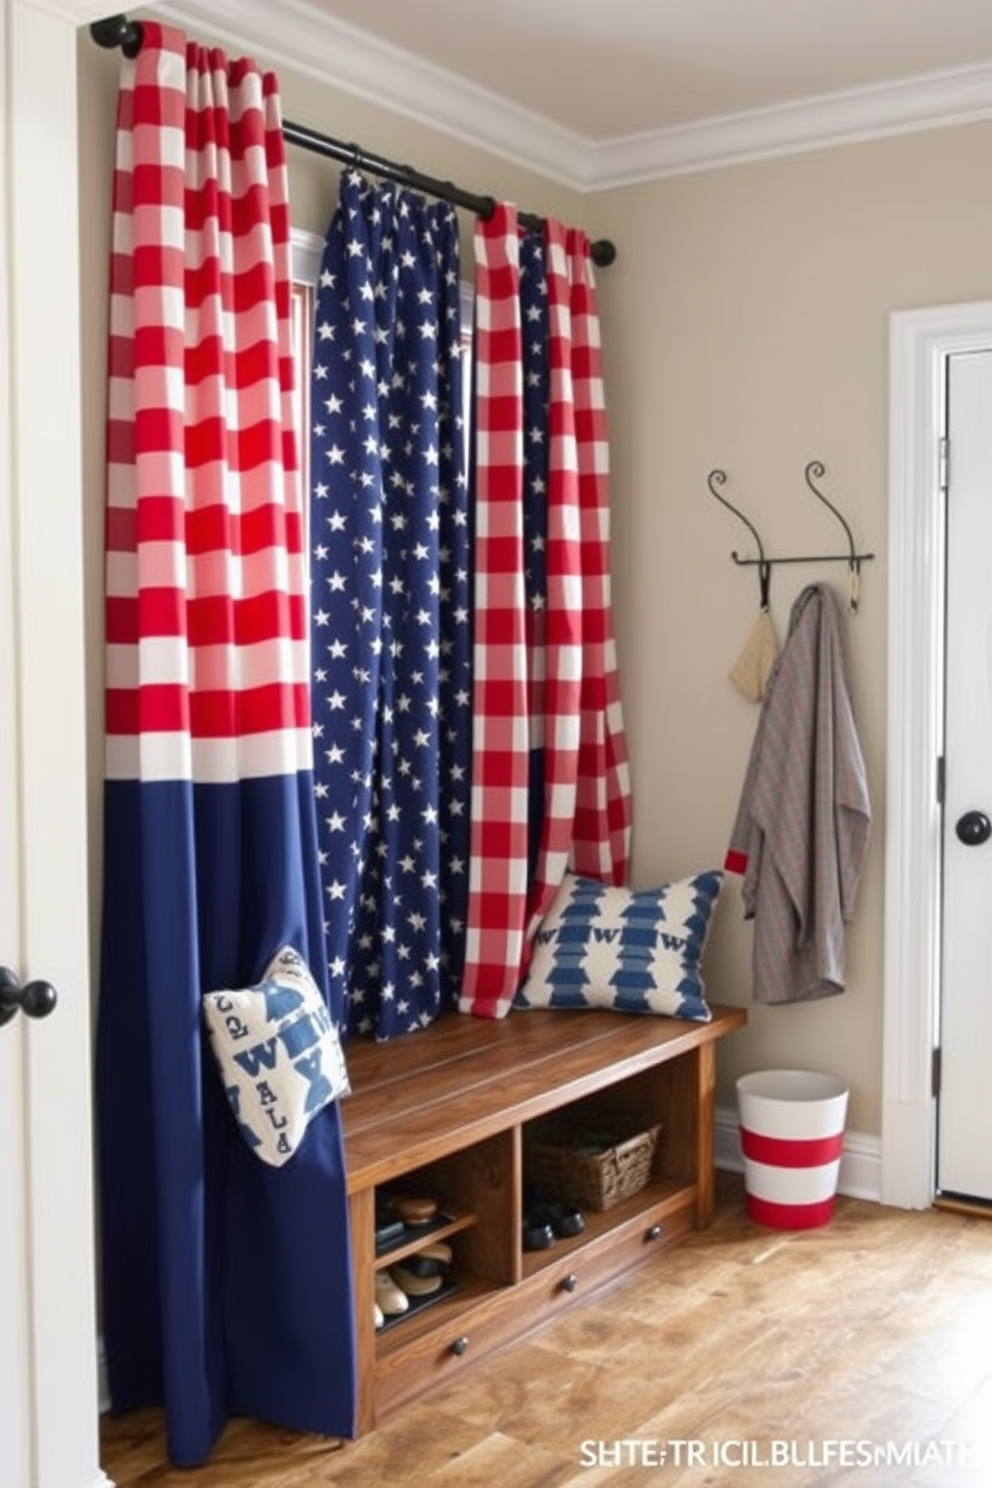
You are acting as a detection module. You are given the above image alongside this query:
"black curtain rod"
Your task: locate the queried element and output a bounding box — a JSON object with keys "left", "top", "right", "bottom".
{"left": 90, "top": 15, "right": 617, "bottom": 267}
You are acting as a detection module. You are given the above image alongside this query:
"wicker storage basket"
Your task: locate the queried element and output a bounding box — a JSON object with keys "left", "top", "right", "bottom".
{"left": 524, "top": 1110, "right": 662, "bottom": 1212}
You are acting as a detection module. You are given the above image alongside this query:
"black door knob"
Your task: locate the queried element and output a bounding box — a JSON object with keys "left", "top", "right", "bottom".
{"left": 955, "top": 810, "right": 992, "bottom": 847}
{"left": 0, "top": 965, "right": 59, "bottom": 1028}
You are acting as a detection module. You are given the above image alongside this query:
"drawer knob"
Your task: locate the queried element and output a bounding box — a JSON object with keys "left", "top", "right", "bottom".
{"left": 561, "top": 1272, "right": 578, "bottom": 1294}
{"left": 450, "top": 1335, "right": 469, "bottom": 1357}
{"left": 646, "top": 1223, "right": 663, "bottom": 1242}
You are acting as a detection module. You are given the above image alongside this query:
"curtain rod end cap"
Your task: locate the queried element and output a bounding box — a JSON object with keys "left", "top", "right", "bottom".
{"left": 90, "top": 15, "right": 144, "bottom": 58}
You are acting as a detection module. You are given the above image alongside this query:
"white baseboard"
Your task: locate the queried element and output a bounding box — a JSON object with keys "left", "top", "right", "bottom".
{"left": 714, "top": 1103, "right": 882, "bottom": 1204}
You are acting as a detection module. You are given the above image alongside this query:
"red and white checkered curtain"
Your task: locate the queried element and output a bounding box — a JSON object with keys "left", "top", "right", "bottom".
{"left": 460, "top": 206, "right": 632, "bottom": 1018}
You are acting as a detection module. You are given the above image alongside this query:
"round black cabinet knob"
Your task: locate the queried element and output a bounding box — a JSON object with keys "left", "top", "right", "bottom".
{"left": 0, "top": 966, "right": 59, "bottom": 1028}
{"left": 955, "top": 810, "right": 992, "bottom": 847}
{"left": 450, "top": 1335, "right": 469, "bottom": 1357}
{"left": 561, "top": 1273, "right": 578, "bottom": 1294}
{"left": 645, "top": 1223, "right": 663, "bottom": 1242}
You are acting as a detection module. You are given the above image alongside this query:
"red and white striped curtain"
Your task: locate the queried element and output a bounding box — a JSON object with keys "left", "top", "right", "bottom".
{"left": 460, "top": 206, "right": 632, "bottom": 1018}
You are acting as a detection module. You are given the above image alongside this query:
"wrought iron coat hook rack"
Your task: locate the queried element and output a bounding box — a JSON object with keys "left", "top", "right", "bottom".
{"left": 706, "top": 460, "right": 875, "bottom": 613}
{"left": 706, "top": 469, "right": 772, "bottom": 610}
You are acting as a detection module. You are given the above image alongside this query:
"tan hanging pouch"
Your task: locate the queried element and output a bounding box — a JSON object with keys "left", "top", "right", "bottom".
{"left": 729, "top": 607, "right": 779, "bottom": 702}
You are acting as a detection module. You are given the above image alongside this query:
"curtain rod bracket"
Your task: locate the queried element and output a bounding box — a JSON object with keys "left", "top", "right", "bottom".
{"left": 90, "top": 14, "right": 143, "bottom": 59}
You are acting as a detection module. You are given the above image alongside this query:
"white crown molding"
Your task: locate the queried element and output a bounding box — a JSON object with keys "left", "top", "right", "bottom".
{"left": 589, "top": 60, "right": 992, "bottom": 186}
{"left": 154, "top": 0, "right": 590, "bottom": 187}
{"left": 149, "top": 0, "right": 992, "bottom": 189}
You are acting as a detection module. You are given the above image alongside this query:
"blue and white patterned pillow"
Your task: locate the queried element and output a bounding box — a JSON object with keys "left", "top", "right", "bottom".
{"left": 515, "top": 871, "right": 722, "bottom": 1021}
{"left": 202, "top": 946, "right": 350, "bottom": 1167}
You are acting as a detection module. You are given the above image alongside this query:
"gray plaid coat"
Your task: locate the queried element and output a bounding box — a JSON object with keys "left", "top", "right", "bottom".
{"left": 726, "top": 584, "right": 871, "bottom": 1003}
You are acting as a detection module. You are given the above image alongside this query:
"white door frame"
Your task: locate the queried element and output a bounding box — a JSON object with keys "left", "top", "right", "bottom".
{"left": 1, "top": 3, "right": 145, "bottom": 1486}
{"left": 883, "top": 300, "right": 992, "bottom": 1208}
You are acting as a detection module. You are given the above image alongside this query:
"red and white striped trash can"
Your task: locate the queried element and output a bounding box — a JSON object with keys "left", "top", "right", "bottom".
{"left": 736, "top": 1070, "right": 849, "bottom": 1230}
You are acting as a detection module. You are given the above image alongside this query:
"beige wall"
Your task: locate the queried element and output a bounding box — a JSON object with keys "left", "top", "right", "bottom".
{"left": 595, "top": 122, "right": 992, "bottom": 1130}
{"left": 77, "top": 26, "right": 992, "bottom": 1142}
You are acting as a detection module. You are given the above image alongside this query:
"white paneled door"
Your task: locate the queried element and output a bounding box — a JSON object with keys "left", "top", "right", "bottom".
{"left": 938, "top": 350, "right": 992, "bottom": 1204}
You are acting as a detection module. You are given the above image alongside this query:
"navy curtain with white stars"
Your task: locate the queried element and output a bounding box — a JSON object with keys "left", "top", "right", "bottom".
{"left": 309, "top": 171, "right": 471, "bottom": 1040}
{"left": 519, "top": 230, "right": 551, "bottom": 879}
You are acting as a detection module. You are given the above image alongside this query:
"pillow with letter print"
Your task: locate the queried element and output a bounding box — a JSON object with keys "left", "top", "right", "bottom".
{"left": 202, "top": 945, "right": 350, "bottom": 1166}
{"left": 515, "top": 870, "right": 721, "bottom": 1022}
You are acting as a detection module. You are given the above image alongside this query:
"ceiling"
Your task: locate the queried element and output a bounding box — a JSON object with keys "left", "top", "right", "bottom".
{"left": 161, "top": 0, "right": 992, "bottom": 185}
{"left": 295, "top": 0, "right": 992, "bottom": 140}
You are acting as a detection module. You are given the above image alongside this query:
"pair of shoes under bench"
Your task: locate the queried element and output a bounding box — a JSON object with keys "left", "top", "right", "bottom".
{"left": 375, "top": 1241, "right": 453, "bottom": 1326}
{"left": 522, "top": 1192, "right": 585, "bottom": 1250}
{"left": 392, "top": 1239, "right": 453, "bottom": 1298}
{"left": 375, "top": 1268, "right": 409, "bottom": 1321}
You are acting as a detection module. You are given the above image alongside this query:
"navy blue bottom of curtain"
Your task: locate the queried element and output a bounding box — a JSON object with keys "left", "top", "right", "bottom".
{"left": 97, "top": 774, "right": 356, "bottom": 1466}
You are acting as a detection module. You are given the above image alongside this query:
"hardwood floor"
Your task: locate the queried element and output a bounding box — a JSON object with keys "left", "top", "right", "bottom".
{"left": 99, "top": 1174, "right": 992, "bottom": 1486}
